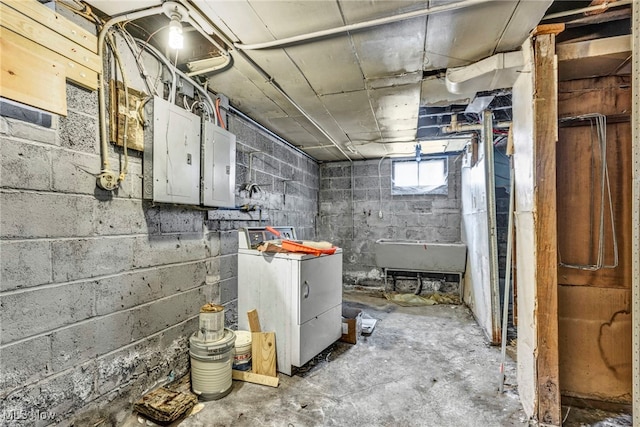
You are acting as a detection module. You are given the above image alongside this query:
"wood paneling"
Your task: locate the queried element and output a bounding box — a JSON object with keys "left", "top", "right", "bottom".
{"left": 0, "top": 3, "right": 100, "bottom": 73}
{"left": 557, "top": 77, "right": 632, "bottom": 288}
{"left": 559, "top": 285, "right": 632, "bottom": 401}
{"left": 557, "top": 76, "right": 633, "bottom": 404}
{"left": 0, "top": 32, "right": 66, "bottom": 115}
{"left": 0, "top": 0, "right": 100, "bottom": 112}
{"left": 0, "top": 27, "right": 97, "bottom": 91}
{"left": 2, "top": 0, "right": 96, "bottom": 52}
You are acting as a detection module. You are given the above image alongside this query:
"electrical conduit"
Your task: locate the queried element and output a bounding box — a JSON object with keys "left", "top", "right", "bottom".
{"left": 235, "top": 0, "right": 495, "bottom": 50}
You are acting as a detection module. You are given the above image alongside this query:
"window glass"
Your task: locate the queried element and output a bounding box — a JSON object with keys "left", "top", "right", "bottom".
{"left": 392, "top": 157, "right": 448, "bottom": 195}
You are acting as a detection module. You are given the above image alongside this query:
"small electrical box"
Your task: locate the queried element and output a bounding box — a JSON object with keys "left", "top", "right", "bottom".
{"left": 202, "top": 121, "right": 236, "bottom": 208}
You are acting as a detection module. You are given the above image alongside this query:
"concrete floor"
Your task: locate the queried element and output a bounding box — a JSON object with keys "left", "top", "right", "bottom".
{"left": 124, "top": 292, "right": 632, "bottom": 427}
{"left": 133, "top": 292, "right": 525, "bottom": 426}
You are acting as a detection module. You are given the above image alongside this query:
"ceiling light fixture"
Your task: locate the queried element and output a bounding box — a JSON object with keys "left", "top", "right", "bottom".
{"left": 162, "top": 1, "right": 188, "bottom": 50}
{"left": 168, "top": 14, "right": 183, "bottom": 49}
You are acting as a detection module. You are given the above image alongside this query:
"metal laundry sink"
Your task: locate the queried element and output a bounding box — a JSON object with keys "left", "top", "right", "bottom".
{"left": 374, "top": 239, "right": 467, "bottom": 274}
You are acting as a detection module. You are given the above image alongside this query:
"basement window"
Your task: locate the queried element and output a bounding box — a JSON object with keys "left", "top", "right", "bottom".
{"left": 391, "top": 157, "right": 448, "bottom": 195}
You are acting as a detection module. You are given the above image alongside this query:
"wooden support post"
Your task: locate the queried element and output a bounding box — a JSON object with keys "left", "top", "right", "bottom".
{"left": 533, "top": 33, "right": 561, "bottom": 425}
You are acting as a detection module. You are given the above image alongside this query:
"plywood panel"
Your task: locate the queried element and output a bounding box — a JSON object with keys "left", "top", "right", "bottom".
{"left": 558, "top": 285, "right": 632, "bottom": 402}
{"left": 556, "top": 76, "right": 633, "bottom": 405}
{"left": 0, "top": 33, "right": 66, "bottom": 115}
{"left": 461, "top": 135, "right": 496, "bottom": 343}
{"left": 557, "top": 76, "right": 632, "bottom": 288}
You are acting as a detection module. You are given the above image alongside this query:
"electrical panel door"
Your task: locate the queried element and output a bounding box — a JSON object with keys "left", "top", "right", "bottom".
{"left": 152, "top": 96, "right": 201, "bottom": 204}
{"left": 202, "top": 121, "right": 236, "bottom": 207}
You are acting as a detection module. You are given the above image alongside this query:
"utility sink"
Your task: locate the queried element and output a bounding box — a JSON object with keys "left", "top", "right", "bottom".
{"left": 374, "top": 239, "right": 467, "bottom": 274}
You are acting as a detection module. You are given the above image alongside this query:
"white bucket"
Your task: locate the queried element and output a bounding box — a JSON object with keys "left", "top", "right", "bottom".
{"left": 189, "top": 328, "right": 235, "bottom": 400}
{"left": 198, "top": 303, "right": 225, "bottom": 342}
{"left": 232, "top": 330, "right": 252, "bottom": 371}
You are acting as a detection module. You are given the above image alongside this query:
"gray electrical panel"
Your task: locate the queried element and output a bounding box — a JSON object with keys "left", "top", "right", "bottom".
{"left": 148, "top": 96, "right": 201, "bottom": 204}
{"left": 202, "top": 120, "right": 236, "bottom": 208}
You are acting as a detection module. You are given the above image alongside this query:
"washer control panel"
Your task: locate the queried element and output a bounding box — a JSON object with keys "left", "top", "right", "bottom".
{"left": 239, "top": 226, "right": 297, "bottom": 249}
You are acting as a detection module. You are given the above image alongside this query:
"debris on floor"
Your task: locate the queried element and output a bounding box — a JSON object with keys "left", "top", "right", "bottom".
{"left": 340, "top": 306, "right": 362, "bottom": 344}
{"left": 133, "top": 384, "right": 197, "bottom": 424}
{"left": 384, "top": 291, "right": 460, "bottom": 306}
{"left": 361, "top": 311, "right": 378, "bottom": 335}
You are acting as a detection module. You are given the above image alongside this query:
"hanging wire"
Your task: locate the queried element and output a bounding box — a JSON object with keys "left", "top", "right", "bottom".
{"left": 115, "top": 25, "right": 160, "bottom": 97}
{"left": 105, "top": 32, "right": 130, "bottom": 184}
{"left": 558, "top": 113, "right": 619, "bottom": 270}
{"left": 215, "top": 97, "right": 226, "bottom": 129}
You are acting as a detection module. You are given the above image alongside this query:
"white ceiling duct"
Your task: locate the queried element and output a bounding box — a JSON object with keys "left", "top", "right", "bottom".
{"left": 445, "top": 51, "right": 524, "bottom": 95}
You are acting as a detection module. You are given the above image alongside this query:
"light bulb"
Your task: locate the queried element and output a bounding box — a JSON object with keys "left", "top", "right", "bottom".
{"left": 168, "top": 17, "right": 183, "bottom": 49}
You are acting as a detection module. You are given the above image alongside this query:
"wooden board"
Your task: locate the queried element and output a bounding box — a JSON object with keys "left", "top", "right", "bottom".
{"left": 532, "top": 23, "right": 565, "bottom": 37}
{"left": 1, "top": 0, "right": 97, "bottom": 52}
{"left": 251, "top": 331, "right": 276, "bottom": 377}
{"left": 232, "top": 370, "right": 279, "bottom": 388}
{"left": 0, "top": 27, "right": 97, "bottom": 90}
{"left": 109, "top": 80, "right": 145, "bottom": 151}
{"left": 0, "top": 2, "right": 101, "bottom": 73}
{"left": 247, "top": 309, "right": 261, "bottom": 333}
{"left": 533, "top": 33, "right": 561, "bottom": 426}
{"left": 0, "top": 32, "right": 66, "bottom": 115}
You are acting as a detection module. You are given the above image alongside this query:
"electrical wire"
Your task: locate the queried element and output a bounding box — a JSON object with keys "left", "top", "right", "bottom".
{"left": 57, "top": 0, "right": 101, "bottom": 24}
{"left": 135, "top": 25, "right": 168, "bottom": 62}
{"left": 105, "top": 33, "right": 130, "bottom": 184}
{"left": 133, "top": 40, "right": 216, "bottom": 117}
{"left": 558, "top": 113, "right": 619, "bottom": 270}
{"left": 116, "top": 25, "right": 160, "bottom": 97}
{"left": 215, "top": 98, "right": 226, "bottom": 130}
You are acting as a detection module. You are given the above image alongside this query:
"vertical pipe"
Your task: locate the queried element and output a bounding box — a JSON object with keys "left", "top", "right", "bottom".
{"left": 631, "top": 1, "right": 640, "bottom": 424}
{"left": 499, "top": 158, "right": 515, "bottom": 393}
{"left": 483, "top": 110, "right": 501, "bottom": 344}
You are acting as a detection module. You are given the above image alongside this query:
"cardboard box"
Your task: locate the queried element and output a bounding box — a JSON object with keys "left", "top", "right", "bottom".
{"left": 340, "top": 306, "right": 362, "bottom": 344}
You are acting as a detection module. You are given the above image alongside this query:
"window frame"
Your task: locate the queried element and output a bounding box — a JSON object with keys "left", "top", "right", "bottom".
{"left": 391, "top": 156, "right": 449, "bottom": 195}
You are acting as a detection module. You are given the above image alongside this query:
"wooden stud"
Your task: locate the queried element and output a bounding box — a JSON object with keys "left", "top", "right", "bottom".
{"left": 232, "top": 370, "right": 279, "bottom": 388}
{"left": 251, "top": 331, "right": 276, "bottom": 378}
{"left": 532, "top": 23, "right": 565, "bottom": 37}
{"left": 533, "top": 33, "right": 561, "bottom": 426}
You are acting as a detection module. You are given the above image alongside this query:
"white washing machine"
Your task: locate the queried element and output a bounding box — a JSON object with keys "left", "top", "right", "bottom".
{"left": 237, "top": 227, "right": 343, "bottom": 375}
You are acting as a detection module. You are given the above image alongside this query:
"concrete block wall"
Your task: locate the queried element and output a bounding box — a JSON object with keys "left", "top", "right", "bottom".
{"left": 222, "top": 113, "right": 319, "bottom": 241}
{"left": 318, "top": 157, "right": 462, "bottom": 288}
{"left": 0, "top": 89, "right": 318, "bottom": 424}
